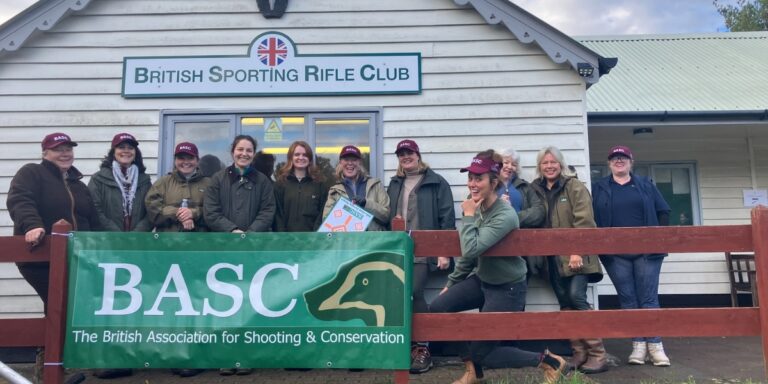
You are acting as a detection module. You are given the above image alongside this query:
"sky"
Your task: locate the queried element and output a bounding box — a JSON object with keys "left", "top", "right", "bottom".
{"left": 0, "top": 0, "right": 732, "bottom": 35}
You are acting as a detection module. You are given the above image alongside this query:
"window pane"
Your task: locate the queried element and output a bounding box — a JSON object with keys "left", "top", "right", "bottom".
{"left": 174, "top": 121, "right": 230, "bottom": 177}
{"left": 653, "top": 166, "right": 694, "bottom": 226}
{"left": 241, "top": 116, "right": 306, "bottom": 175}
{"left": 315, "top": 118, "right": 371, "bottom": 181}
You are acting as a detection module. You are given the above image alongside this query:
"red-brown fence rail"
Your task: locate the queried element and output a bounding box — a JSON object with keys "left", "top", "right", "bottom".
{"left": 1, "top": 209, "right": 767, "bottom": 384}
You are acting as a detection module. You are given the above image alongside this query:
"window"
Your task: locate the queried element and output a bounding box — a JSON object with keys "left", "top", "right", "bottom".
{"left": 160, "top": 111, "right": 379, "bottom": 179}
{"left": 590, "top": 163, "right": 699, "bottom": 225}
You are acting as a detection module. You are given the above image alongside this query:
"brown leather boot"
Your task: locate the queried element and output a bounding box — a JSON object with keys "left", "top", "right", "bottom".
{"left": 580, "top": 338, "right": 608, "bottom": 374}
{"left": 569, "top": 339, "right": 588, "bottom": 369}
{"left": 452, "top": 360, "right": 483, "bottom": 384}
{"left": 538, "top": 349, "right": 568, "bottom": 384}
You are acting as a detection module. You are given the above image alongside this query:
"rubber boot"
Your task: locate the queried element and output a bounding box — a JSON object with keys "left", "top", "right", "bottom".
{"left": 648, "top": 342, "right": 671, "bottom": 366}
{"left": 451, "top": 360, "right": 483, "bottom": 384}
{"left": 579, "top": 338, "right": 608, "bottom": 374}
{"left": 569, "top": 339, "right": 588, "bottom": 369}
{"left": 628, "top": 341, "right": 647, "bottom": 365}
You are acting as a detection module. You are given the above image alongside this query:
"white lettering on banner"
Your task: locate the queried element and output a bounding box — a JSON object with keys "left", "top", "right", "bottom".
{"left": 93, "top": 262, "right": 300, "bottom": 318}
{"left": 249, "top": 263, "right": 299, "bottom": 318}
{"left": 95, "top": 263, "right": 143, "bottom": 315}
{"left": 144, "top": 264, "right": 200, "bottom": 316}
{"left": 202, "top": 263, "right": 244, "bottom": 317}
{"left": 122, "top": 31, "right": 420, "bottom": 98}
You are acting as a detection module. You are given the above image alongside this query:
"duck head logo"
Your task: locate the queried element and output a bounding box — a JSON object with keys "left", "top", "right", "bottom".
{"left": 304, "top": 252, "right": 405, "bottom": 327}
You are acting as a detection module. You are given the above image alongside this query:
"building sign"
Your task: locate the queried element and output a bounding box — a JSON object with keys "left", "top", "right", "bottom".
{"left": 122, "top": 31, "right": 421, "bottom": 98}
{"left": 64, "top": 232, "right": 412, "bottom": 369}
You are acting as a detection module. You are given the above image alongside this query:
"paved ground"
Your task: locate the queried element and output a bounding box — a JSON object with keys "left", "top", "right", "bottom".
{"left": 3, "top": 337, "right": 765, "bottom": 383}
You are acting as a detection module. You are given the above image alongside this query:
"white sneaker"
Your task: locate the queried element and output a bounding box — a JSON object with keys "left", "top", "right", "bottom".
{"left": 648, "top": 342, "right": 671, "bottom": 366}
{"left": 627, "top": 341, "right": 647, "bottom": 365}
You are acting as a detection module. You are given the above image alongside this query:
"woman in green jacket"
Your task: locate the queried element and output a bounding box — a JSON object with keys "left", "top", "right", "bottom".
{"left": 322, "top": 145, "right": 389, "bottom": 231}
{"left": 204, "top": 135, "right": 276, "bottom": 235}
{"left": 88, "top": 133, "right": 152, "bottom": 233}
{"left": 430, "top": 151, "right": 567, "bottom": 384}
{"left": 530, "top": 146, "right": 607, "bottom": 374}
{"left": 87, "top": 133, "right": 151, "bottom": 379}
{"left": 274, "top": 141, "right": 329, "bottom": 232}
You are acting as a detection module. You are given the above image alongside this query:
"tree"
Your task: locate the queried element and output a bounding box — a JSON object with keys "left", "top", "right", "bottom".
{"left": 714, "top": 0, "right": 768, "bottom": 31}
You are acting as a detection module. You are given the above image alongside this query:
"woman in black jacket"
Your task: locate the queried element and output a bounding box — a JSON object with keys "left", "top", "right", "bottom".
{"left": 386, "top": 139, "right": 455, "bottom": 374}
{"left": 274, "top": 141, "right": 329, "bottom": 232}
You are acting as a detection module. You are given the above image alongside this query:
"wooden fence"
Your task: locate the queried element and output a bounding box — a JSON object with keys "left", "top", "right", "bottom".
{"left": 1, "top": 207, "right": 767, "bottom": 384}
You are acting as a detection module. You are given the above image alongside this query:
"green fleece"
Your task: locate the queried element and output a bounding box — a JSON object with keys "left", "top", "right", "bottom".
{"left": 447, "top": 198, "right": 524, "bottom": 287}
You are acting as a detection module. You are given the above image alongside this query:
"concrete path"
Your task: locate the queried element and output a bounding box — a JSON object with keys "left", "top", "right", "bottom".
{"left": 3, "top": 337, "right": 765, "bottom": 383}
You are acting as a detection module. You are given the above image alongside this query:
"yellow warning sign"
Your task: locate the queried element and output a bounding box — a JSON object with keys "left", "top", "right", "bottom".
{"left": 264, "top": 118, "right": 283, "bottom": 142}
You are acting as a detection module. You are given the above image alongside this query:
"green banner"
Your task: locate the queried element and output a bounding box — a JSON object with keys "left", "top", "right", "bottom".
{"left": 64, "top": 232, "right": 412, "bottom": 369}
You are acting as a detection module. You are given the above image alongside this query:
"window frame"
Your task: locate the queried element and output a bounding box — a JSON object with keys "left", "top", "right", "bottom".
{"left": 159, "top": 108, "right": 382, "bottom": 177}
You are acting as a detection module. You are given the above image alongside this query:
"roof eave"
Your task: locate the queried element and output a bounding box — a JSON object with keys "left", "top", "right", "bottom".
{"left": 0, "top": 0, "right": 93, "bottom": 54}
{"left": 588, "top": 110, "right": 768, "bottom": 124}
{"left": 456, "top": 0, "right": 617, "bottom": 85}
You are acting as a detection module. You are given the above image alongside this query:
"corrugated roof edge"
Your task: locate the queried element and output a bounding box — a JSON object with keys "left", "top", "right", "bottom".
{"left": 577, "top": 31, "right": 768, "bottom": 43}
{"left": 0, "top": 0, "right": 93, "bottom": 53}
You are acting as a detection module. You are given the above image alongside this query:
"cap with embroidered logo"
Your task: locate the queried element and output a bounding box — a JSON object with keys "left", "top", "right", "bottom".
{"left": 111, "top": 133, "right": 139, "bottom": 148}
{"left": 339, "top": 145, "right": 362, "bottom": 159}
{"left": 608, "top": 145, "right": 633, "bottom": 160}
{"left": 41, "top": 132, "right": 78, "bottom": 150}
{"left": 395, "top": 139, "right": 420, "bottom": 156}
{"left": 460, "top": 156, "right": 500, "bottom": 174}
{"left": 174, "top": 142, "right": 199, "bottom": 158}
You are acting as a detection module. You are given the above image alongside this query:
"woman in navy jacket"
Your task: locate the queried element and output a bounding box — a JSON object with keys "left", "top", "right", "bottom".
{"left": 591, "top": 145, "right": 671, "bottom": 367}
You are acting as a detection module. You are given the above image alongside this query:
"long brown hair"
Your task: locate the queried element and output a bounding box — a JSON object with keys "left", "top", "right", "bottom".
{"left": 275, "top": 141, "right": 325, "bottom": 183}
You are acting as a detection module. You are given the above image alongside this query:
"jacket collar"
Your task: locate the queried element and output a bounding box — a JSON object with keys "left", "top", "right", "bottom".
{"left": 42, "top": 159, "right": 83, "bottom": 181}
{"left": 226, "top": 165, "right": 261, "bottom": 183}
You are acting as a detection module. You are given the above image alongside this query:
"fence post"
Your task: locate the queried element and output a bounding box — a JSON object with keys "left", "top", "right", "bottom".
{"left": 43, "top": 220, "right": 72, "bottom": 384}
{"left": 751, "top": 206, "right": 768, "bottom": 379}
{"left": 390, "top": 217, "right": 410, "bottom": 384}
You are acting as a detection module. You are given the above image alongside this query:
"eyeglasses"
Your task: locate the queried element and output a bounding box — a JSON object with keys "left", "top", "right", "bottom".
{"left": 610, "top": 156, "right": 630, "bottom": 163}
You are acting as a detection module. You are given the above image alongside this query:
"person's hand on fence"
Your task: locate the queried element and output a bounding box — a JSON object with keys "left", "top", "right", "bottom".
{"left": 25, "top": 227, "right": 45, "bottom": 247}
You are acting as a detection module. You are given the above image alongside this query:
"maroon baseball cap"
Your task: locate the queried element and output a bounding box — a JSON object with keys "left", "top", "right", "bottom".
{"left": 339, "top": 145, "right": 362, "bottom": 159}
{"left": 395, "top": 139, "right": 420, "bottom": 155}
{"left": 41, "top": 132, "right": 78, "bottom": 150}
{"left": 111, "top": 133, "right": 139, "bottom": 148}
{"left": 460, "top": 156, "right": 500, "bottom": 174}
{"left": 174, "top": 142, "right": 199, "bottom": 157}
{"left": 608, "top": 145, "right": 633, "bottom": 160}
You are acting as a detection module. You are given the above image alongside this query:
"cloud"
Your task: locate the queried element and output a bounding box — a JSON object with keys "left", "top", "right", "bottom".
{"left": 513, "top": 0, "right": 727, "bottom": 35}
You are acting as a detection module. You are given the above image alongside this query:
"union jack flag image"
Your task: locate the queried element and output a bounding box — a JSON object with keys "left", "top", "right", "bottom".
{"left": 257, "top": 37, "right": 288, "bottom": 67}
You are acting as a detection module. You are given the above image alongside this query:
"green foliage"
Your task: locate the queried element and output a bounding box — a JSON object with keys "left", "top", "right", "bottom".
{"left": 714, "top": 0, "right": 768, "bottom": 31}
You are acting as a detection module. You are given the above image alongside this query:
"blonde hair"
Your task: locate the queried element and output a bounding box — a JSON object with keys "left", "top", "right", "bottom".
{"left": 334, "top": 160, "right": 369, "bottom": 182}
{"left": 395, "top": 160, "right": 429, "bottom": 177}
{"left": 535, "top": 146, "right": 569, "bottom": 179}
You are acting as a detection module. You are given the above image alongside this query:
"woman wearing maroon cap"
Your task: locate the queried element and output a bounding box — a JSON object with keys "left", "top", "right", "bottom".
{"left": 6, "top": 132, "right": 100, "bottom": 381}
{"left": 322, "top": 145, "right": 389, "bottom": 231}
{"left": 7, "top": 132, "right": 99, "bottom": 307}
{"left": 592, "top": 145, "right": 671, "bottom": 367}
{"left": 86, "top": 133, "right": 151, "bottom": 379}
{"left": 89, "top": 133, "right": 152, "bottom": 233}
{"left": 146, "top": 142, "right": 211, "bottom": 235}
{"left": 430, "top": 150, "right": 567, "bottom": 384}
{"left": 386, "top": 139, "right": 454, "bottom": 374}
